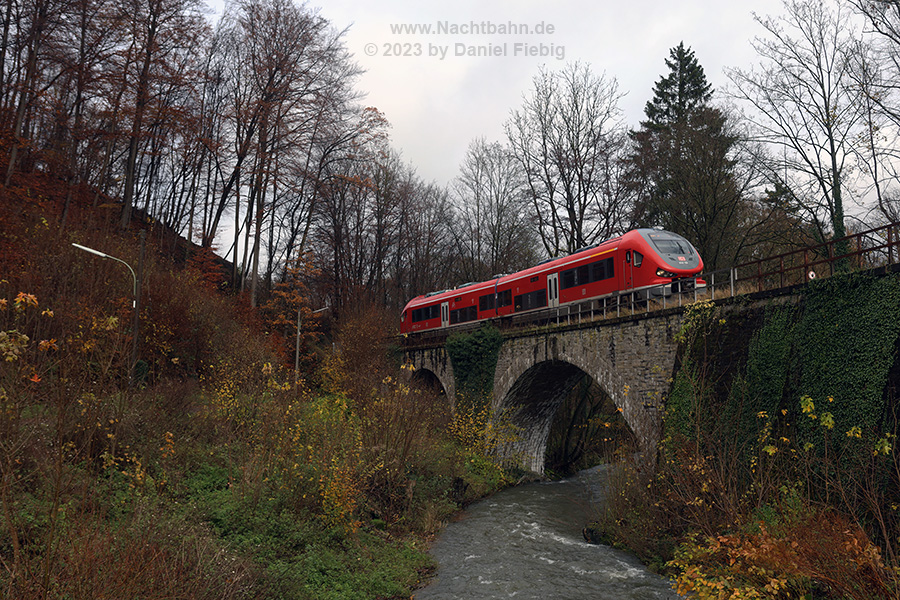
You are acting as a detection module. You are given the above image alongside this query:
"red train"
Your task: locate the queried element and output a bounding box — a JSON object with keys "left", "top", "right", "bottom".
{"left": 400, "top": 228, "right": 704, "bottom": 335}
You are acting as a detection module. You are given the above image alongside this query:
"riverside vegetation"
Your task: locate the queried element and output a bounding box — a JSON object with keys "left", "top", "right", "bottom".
{"left": 0, "top": 192, "right": 516, "bottom": 599}
{"left": 10, "top": 184, "right": 900, "bottom": 600}
{"left": 592, "top": 278, "right": 900, "bottom": 599}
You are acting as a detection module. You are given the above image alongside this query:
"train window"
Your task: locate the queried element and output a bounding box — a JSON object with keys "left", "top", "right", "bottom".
{"left": 625, "top": 250, "right": 631, "bottom": 264}
{"left": 450, "top": 305, "right": 478, "bottom": 324}
{"left": 561, "top": 257, "right": 615, "bottom": 290}
{"left": 634, "top": 251, "right": 643, "bottom": 267}
{"left": 577, "top": 265, "right": 589, "bottom": 285}
{"left": 497, "top": 289, "right": 512, "bottom": 307}
{"left": 479, "top": 293, "right": 495, "bottom": 312}
{"left": 652, "top": 238, "right": 692, "bottom": 255}
{"left": 514, "top": 289, "right": 547, "bottom": 312}
{"left": 411, "top": 304, "right": 440, "bottom": 323}
{"left": 530, "top": 276, "right": 539, "bottom": 283}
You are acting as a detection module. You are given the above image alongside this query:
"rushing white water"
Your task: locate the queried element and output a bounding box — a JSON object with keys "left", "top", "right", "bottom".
{"left": 415, "top": 465, "right": 682, "bottom": 599}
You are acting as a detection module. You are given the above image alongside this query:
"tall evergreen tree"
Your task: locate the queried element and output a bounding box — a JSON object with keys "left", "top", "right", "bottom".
{"left": 643, "top": 42, "right": 712, "bottom": 129}
{"left": 628, "top": 43, "right": 760, "bottom": 270}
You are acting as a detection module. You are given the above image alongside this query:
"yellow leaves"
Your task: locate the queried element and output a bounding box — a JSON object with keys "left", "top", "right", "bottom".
{"left": 14, "top": 292, "right": 38, "bottom": 310}
{"left": 874, "top": 435, "right": 893, "bottom": 457}
{"left": 38, "top": 338, "right": 57, "bottom": 352}
{"left": 762, "top": 445, "right": 777, "bottom": 456}
{"left": 0, "top": 330, "right": 29, "bottom": 361}
{"left": 846, "top": 425, "right": 862, "bottom": 439}
{"left": 160, "top": 431, "right": 176, "bottom": 459}
{"left": 100, "top": 316, "right": 119, "bottom": 331}
{"left": 800, "top": 395, "right": 815, "bottom": 414}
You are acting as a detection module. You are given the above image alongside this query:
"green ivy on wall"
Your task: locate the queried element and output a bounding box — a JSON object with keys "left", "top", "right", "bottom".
{"left": 665, "top": 299, "right": 719, "bottom": 442}
{"left": 795, "top": 273, "right": 900, "bottom": 444}
{"left": 664, "top": 271, "right": 900, "bottom": 455}
{"left": 720, "top": 304, "right": 797, "bottom": 456}
{"left": 445, "top": 325, "right": 504, "bottom": 400}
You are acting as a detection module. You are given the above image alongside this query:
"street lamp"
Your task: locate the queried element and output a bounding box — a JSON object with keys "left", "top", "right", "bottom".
{"left": 72, "top": 231, "right": 145, "bottom": 387}
{"left": 72, "top": 243, "right": 138, "bottom": 303}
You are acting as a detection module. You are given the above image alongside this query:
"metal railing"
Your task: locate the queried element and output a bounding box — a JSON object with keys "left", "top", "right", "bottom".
{"left": 731, "top": 222, "right": 900, "bottom": 291}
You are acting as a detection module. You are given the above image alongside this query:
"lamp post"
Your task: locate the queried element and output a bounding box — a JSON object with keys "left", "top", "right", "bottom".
{"left": 72, "top": 231, "right": 145, "bottom": 387}
{"left": 296, "top": 303, "right": 329, "bottom": 385}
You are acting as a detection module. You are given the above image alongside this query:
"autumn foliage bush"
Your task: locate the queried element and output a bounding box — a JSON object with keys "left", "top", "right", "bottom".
{"left": 0, "top": 185, "right": 516, "bottom": 598}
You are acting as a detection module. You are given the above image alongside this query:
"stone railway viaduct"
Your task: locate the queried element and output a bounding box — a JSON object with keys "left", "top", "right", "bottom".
{"left": 402, "top": 225, "right": 900, "bottom": 474}
{"left": 403, "top": 308, "right": 689, "bottom": 474}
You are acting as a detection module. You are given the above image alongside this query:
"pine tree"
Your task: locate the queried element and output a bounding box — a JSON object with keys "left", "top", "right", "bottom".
{"left": 643, "top": 42, "right": 712, "bottom": 129}
{"left": 628, "top": 43, "right": 756, "bottom": 270}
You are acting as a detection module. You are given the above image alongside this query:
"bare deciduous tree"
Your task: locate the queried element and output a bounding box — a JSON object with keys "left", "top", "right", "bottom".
{"left": 506, "top": 62, "right": 630, "bottom": 256}
{"left": 450, "top": 137, "right": 537, "bottom": 282}
{"left": 727, "top": 0, "right": 862, "bottom": 253}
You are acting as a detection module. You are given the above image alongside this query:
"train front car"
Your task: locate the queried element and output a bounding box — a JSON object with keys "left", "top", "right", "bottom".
{"left": 628, "top": 228, "right": 704, "bottom": 296}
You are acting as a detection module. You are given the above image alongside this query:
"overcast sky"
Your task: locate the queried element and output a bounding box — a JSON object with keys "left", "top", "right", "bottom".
{"left": 212, "top": 0, "right": 790, "bottom": 186}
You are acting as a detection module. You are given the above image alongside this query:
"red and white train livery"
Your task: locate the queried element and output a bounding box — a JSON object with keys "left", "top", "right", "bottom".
{"left": 400, "top": 228, "right": 704, "bottom": 335}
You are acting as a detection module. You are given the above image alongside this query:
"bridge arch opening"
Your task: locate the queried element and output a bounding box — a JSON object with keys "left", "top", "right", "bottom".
{"left": 497, "top": 360, "right": 637, "bottom": 474}
{"left": 544, "top": 375, "right": 637, "bottom": 475}
{"left": 412, "top": 368, "right": 446, "bottom": 396}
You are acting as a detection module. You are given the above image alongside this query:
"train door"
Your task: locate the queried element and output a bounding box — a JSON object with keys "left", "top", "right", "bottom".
{"left": 547, "top": 273, "right": 559, "bottom": 308}
{"left": 441, "top": 302, "right": 449, "bottom": 328}
{"left": 623, "top": 250, "right": 634, "bottom": 291}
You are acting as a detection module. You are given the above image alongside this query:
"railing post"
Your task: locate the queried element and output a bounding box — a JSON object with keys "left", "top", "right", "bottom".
{"left": 888, "top": 225, "right": 894, "bottom": 265}
{"left": 804, "top": 249, "right": 809, "bottom": 282}
{"left": 779, "top": 256, "right": 784, "bottom": 288}
{"left": 730, "top": 268, "right": 735, "bottom": 297}
{"left": 828, "top": 241, "right": 834, "bottom": 277}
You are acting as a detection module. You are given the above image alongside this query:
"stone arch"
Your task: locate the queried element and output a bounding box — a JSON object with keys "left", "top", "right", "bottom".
{"left": 411, "top": 369, "right": 445, "bottom": 395}
{"left": 401, "top": 313, "right": 684, "bottom": 474}
{"left": 493, "top": 330, "right": 663, "bottom": 473}
{"left": 404, "top": 346, "right": 456, "bottom": 403}
{"left": 493, "top": 360, "right": 591, "bottom": 473}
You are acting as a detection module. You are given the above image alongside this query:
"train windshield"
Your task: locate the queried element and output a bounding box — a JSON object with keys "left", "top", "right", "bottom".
{"left": 652, "top": 238, "right": 693, "bottom": 255}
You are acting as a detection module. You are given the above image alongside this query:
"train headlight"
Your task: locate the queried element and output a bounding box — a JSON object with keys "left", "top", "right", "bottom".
{"left": 656, "top": 268, "right": 677, "bottom": 277}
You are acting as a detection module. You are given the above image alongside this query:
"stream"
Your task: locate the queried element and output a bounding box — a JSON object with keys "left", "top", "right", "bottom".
{"left": 414, "top": 465, "right": 682, "bottom": 599}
